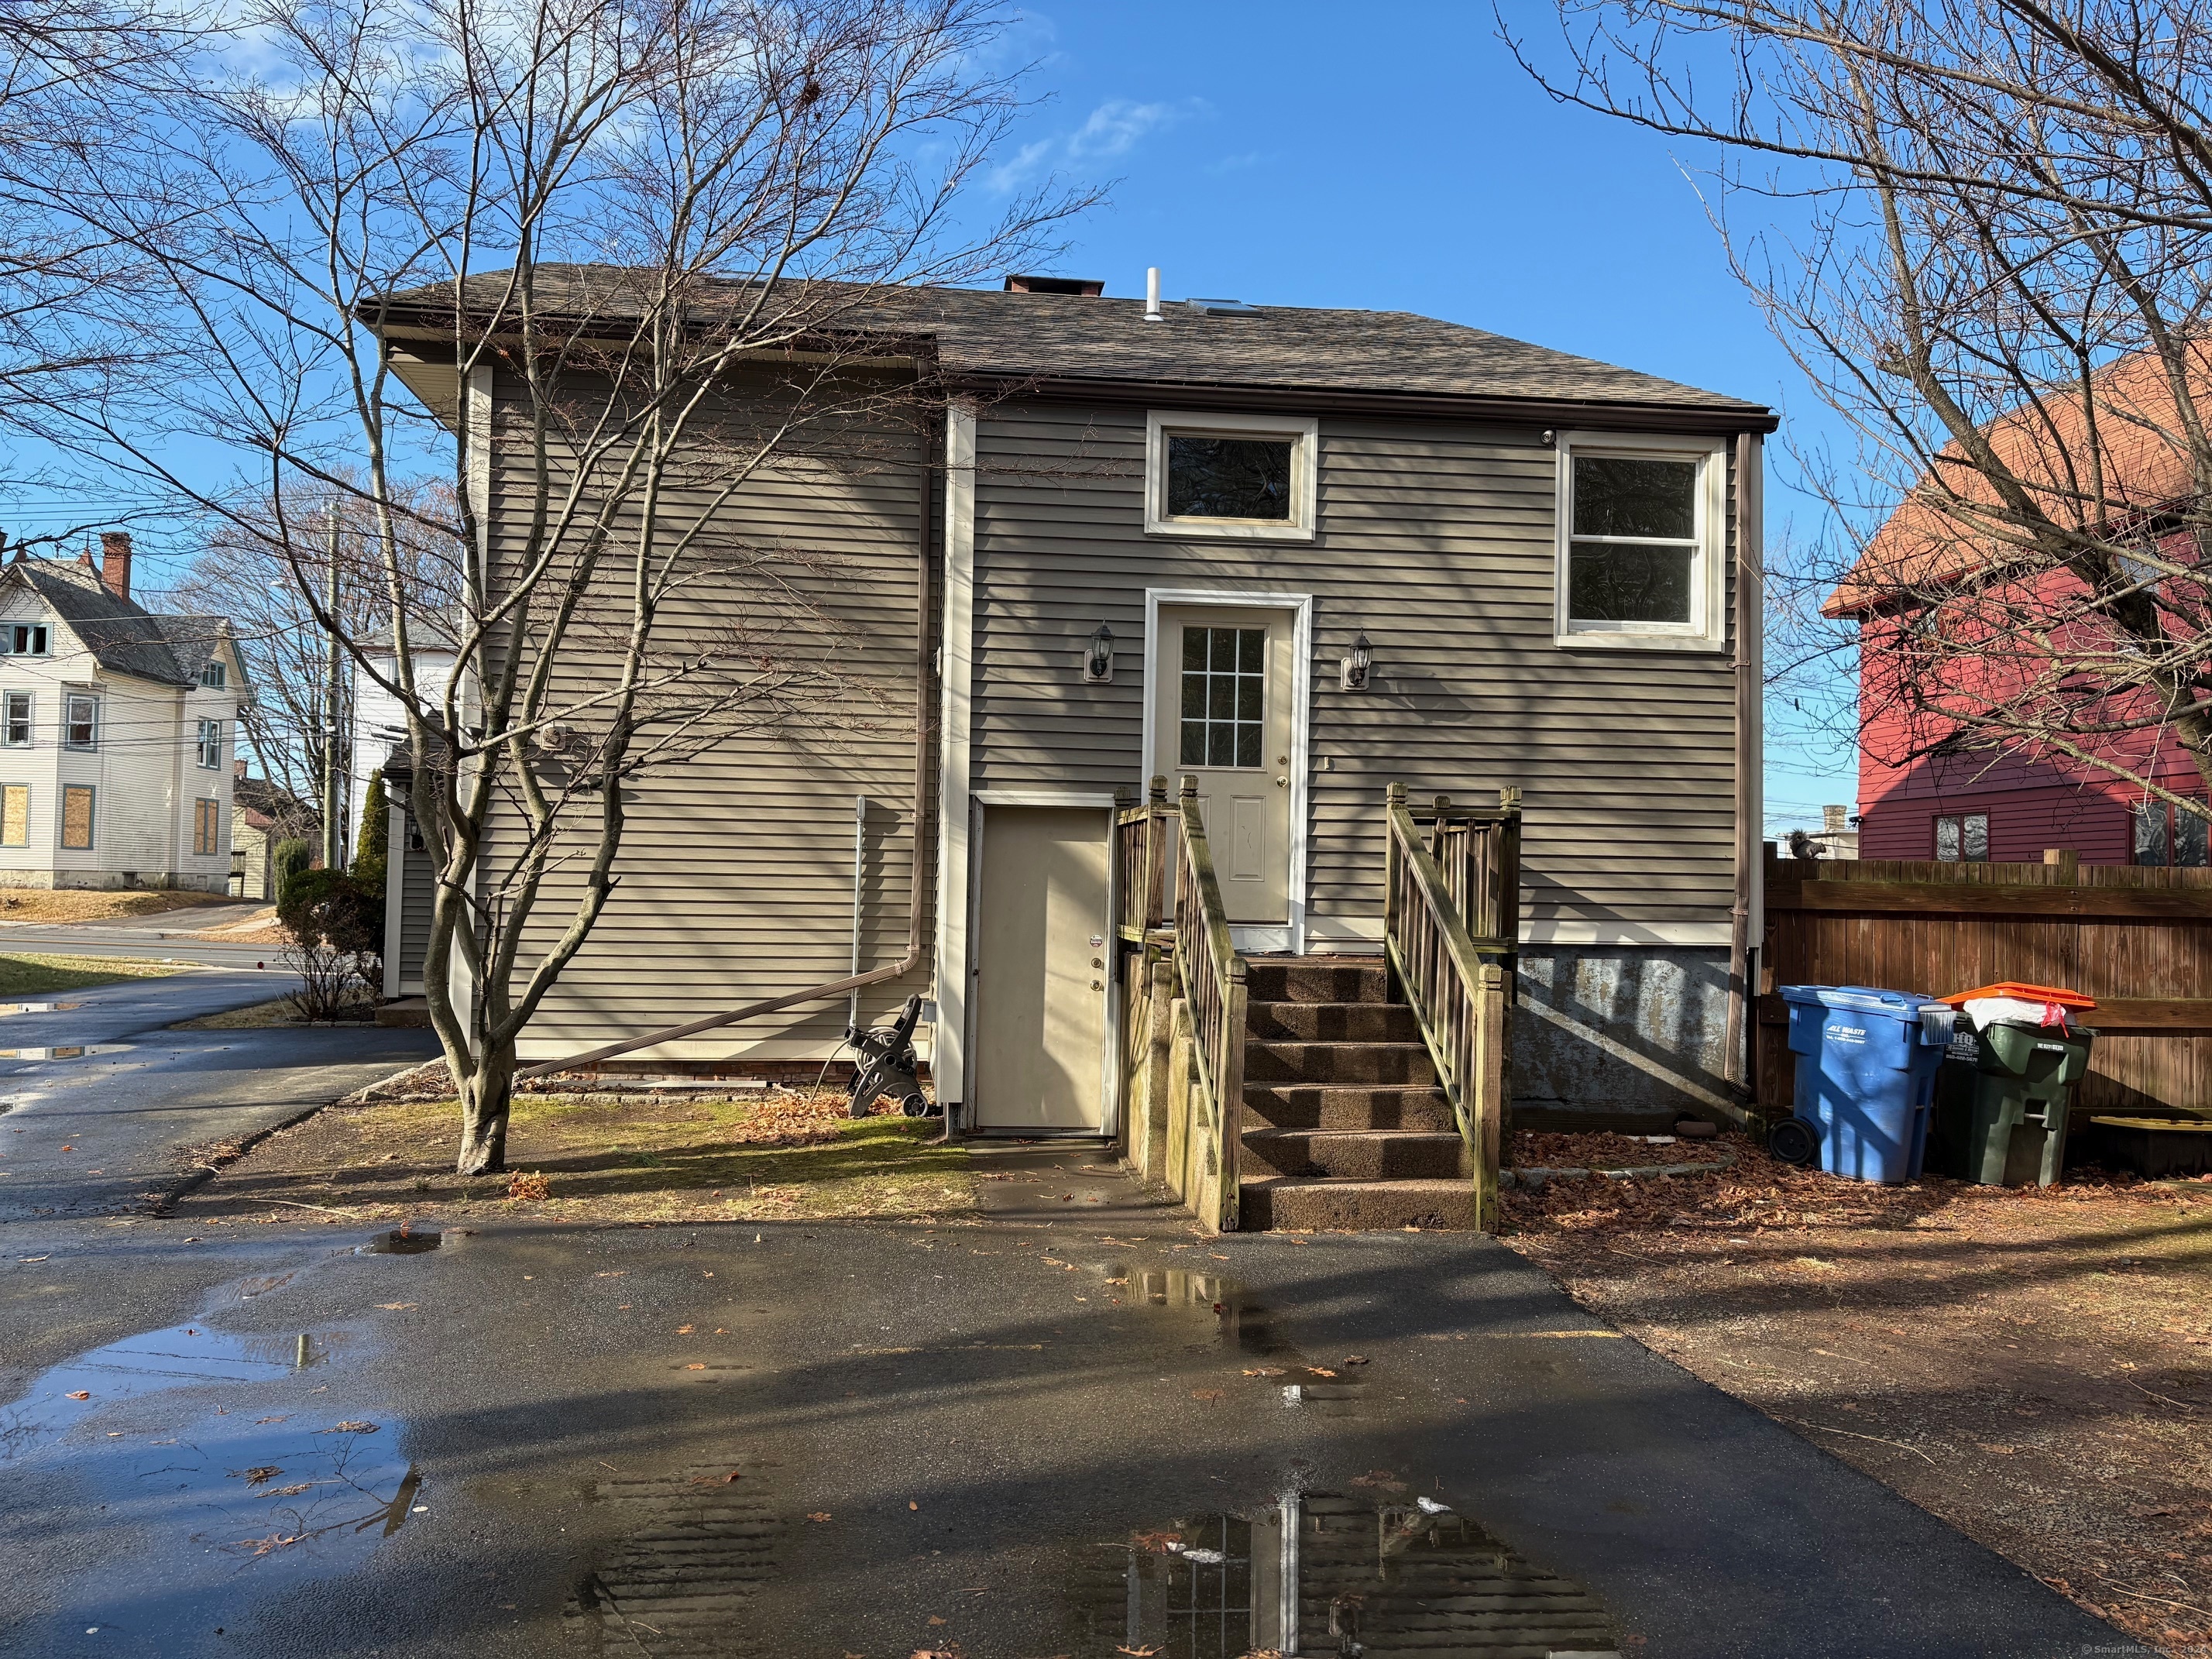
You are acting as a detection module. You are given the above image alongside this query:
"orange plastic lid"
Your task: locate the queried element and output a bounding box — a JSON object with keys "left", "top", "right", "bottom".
{"left": 1939, "top": 981, "right": 2097, "bottom": 1010}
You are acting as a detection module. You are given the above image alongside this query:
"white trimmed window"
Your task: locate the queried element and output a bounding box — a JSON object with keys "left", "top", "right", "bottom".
{"left": 1554, "top": 434, "right": 1728, "bottom": 650}
{"left": 196, "top": 717, "right": 222, "bottom": 769}
{"left": 64, "top": 694, "right": 98, "bottom": 750}
{"left": 1144, "top": 410, "right": 1317, "bottom": 541}
{"left": 3, "top": 692, "right": 29, "bottom": 747}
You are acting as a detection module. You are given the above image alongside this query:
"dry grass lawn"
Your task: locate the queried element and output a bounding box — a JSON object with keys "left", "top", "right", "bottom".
{"left": 1502, "top": 1129, "right": 2212, "bottom": 1656}
{"left": 175, "top": 1085, "right": 973, "bottom": 1226}
{"left": 0, "top": 951, "right": 189, "bottom": 997}
{"left": 0, "top": 888, "right": 239, "bottom": 925}
{"left": 170, "top": 994, "right": 376, "bottom": 1029}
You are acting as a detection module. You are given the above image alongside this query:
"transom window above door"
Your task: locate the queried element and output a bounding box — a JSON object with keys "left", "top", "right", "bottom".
{"left": 1146, "top": 410, "right": 1317, "bottom": 540}
{"left": 1180, "top": 627, "right": 1266, "bottom": 768}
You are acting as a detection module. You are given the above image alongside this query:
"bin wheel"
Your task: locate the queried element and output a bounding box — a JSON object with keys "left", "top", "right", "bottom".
{"left": 900, "top": 1092, "right": 936, "bottom": 1118}
{"left": 1769, "top": 1118, "right": 1819, "bottom": 1166}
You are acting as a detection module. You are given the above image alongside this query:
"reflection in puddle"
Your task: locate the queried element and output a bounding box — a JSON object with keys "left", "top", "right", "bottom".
{"left": 356, "top": 1228, "right": 442, "bottom": 1255}
{"left": 566, "top": 1462, "right": 783, "bottom": 1655}
{"left": 0, "top": 1298, "right": 414, "bottom": 1644}
{"left": 1101, "top": 1266, "right": 1367, "bottom": 1415}
{"left": 0, "top": 1001, "right": 82, "bottom": 1015}
{"left": 1073, "top": 1489, "right": 1617, "bottom": 1658}
{"left": 0, "top": 1042, "right": 128, "bottom": 1061}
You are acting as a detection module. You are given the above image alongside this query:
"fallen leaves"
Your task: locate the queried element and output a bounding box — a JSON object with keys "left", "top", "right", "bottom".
{"left": 322, "top": 1421, "right": 379, "bottom": 1434}
{"left": 234, "top": 1465, "right": 283, "bottom": 1486}
{"left": 676, "top": 1324, "right": 695, "bottom": 1334}
{"left": 684, "top": 1362, "right": 707, "bottom": 1371}
{"left": 806, "top": 1511, "right": 833, "bottom": 1523}
{"left": 1343, "top": 1355, "right": 1369, "bottom": 1366}
{"left": 1190, "top": 1388, "right": 1225, "bottom": 1403}
{"left": 507, "top": 1170, "right": 551, "bottom": 1201}
{"left": 375, "top": 1302, "right": 417, "bottom": 1310}
{"left": 64, "top": 1389, "right": 88, "bottom": 1400}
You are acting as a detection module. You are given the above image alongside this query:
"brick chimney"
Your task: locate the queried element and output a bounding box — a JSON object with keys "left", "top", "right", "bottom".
{"left": 98, "top": 531, "right": 132, "bottom": 601}
{"left": 235, "top": 759, "right": 248, "bottom": 780}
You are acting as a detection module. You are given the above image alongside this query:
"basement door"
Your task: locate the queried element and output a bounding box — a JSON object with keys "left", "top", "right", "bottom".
{"left": 1150, "top": 605, "right": 1297, "bottom": 926}
{"left": 970, "top": 803, "right": 1111, "bottom": 1134}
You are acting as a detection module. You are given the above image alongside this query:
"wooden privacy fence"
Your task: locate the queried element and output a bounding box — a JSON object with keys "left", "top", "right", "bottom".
{"left": 1383, "top": 783, "right": 1516, "bottom": 1231}
{"left": 1760, "top": 846, "right": 2212, "bottom": 1118}
{"left": 1113, "top": 776, "right": 1248, "bottom": 1232}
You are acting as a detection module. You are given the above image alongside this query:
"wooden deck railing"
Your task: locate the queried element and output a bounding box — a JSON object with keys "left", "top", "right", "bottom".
{"left": 1115, "top": 775, "right": 1174, "bottom": 943}
{"left": 1382, "top": 781, "right": 1518, "bottom": 1231}
{"left": 1172, "top": 776, "right": 1249, "bottom": 1231}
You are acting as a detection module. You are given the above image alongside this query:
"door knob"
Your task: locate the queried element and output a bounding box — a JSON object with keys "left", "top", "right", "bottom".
{"left": 1091, "top": 979, "right": 1103, "bottom": 991}
{"left": 1275, "top": 776, "right": 1288, "bottom": 787}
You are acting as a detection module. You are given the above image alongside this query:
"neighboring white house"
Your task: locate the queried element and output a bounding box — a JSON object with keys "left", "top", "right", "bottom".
{"left": 0, "top": 535, "right": 246, "bottom": 891}
{"left": 350, "top": 620, "right": 459, "bottom": 997}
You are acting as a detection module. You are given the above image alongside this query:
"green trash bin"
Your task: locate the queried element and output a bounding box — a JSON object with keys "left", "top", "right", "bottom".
{"left": 1930, "top": 1018, "right": 2095, "bottom": 1187}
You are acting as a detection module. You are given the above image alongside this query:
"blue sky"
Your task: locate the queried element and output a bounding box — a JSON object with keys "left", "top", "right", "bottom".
{"left": 977, "top": 1, "right": 1860, "bottom": 833}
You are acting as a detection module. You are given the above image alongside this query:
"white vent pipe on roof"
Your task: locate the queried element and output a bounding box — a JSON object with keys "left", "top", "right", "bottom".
{"left": 1145, "top": 267, "right": 1163, "bottom": 321}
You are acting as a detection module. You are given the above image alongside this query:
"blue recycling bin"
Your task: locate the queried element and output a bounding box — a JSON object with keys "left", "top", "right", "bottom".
{"left": 1780, "top": 986, "right": 1957, "bottom": 1182}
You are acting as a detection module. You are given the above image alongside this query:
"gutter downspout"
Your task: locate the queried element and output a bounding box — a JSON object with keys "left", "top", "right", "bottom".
{"left": 1725, "top": 431, "right": 1764, "bottom": 1098}
{"left": 514, "top": 432, "right": 937, "bottom": 1081}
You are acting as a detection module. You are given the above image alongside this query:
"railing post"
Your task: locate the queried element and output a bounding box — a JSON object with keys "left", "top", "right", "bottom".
{"left": 1384, "top": 782, "right": 1406, "bottom": 957}
{"left": 1219, "top": 955, "right": 1248, "bottom": 1232}
{"left": 1474, "top": 963, "right": 1506, "bottom": 1231}
{"left": 1496, "top": 785, "right": 1523, "bottom": 980}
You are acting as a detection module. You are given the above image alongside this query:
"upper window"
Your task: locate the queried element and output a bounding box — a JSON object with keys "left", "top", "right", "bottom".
{"left": 64, "top": 694, "right": 98, "bottom": 750}
{"left": 201, "top": 660, "right": 227, "bottom": 689}
{"left": 196, "top": 717, "right": 222, "bottom": 769}
{"left": 2134, "top": 799, "right": 2208, "bottom": 867}
{"left": 1936, "top": 812, "right": 1989, "bottom": 862}
{"left": 1555, "top": 434, "right": 1727, "bottom": 650}
{"left": 0, "top": 624, "right": 49, "bottom": 656}
{"left": 3, "top": 692, "right": 29, "bottom": 747}
{"left": 1145, "top": 410, "right": 1317, "bottom": 540}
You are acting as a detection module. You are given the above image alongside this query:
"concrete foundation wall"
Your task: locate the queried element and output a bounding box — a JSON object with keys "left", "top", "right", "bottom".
{"left": 1512, "top": 944, "right": 1738, "bottom": 1130}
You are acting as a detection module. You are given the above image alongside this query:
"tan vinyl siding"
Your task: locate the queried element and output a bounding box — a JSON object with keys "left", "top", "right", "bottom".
{"left": 397, "top": 823, "right": 434, "bottom": 991}
{"left": 968, "top": 403, "right": 1743, "bottom": 938}
{"left": 480, "top": 368, "right": 936, "bottom": 1061}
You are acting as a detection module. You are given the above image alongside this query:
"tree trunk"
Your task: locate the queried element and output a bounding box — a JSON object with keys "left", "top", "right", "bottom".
{"left": 456, "top": 1042, "right": 516, "bottom": 1176}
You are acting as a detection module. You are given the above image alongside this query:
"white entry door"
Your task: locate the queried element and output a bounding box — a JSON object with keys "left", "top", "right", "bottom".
{"left": 1150, "top": 605, "right": 1296, "bottom": 926}
{"left": 970, "top": 804, "right": 1111, "bottom": 1133}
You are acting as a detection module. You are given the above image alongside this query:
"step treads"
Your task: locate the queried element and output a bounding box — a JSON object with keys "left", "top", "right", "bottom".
{"left": 1241, "top": 1084, "right": 1455, "bottom": 1132}
{"left": 1242, "top": 1127, "right": 1470, "bottom": 1180}
{"left": 1239, "top": 1174, "right": 1478, "bottom": 1232}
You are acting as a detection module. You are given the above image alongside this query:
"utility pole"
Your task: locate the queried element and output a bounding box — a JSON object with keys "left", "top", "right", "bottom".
{"left": 321, "top": 503, "right": 344, "bottom": 871}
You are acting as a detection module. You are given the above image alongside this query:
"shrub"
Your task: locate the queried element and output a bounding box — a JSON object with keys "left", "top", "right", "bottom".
{"left": 271, "top": 837, "right": 312, "bottom": 910}
{"left": 277, "top": 867, "right": 383, "bottom": 1021}
{"left": 352, "top": 773, "right": 389, "bottom": 897}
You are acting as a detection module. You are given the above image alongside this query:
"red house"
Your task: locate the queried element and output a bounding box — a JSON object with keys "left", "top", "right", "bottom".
{"left": 1831, "top": 348, "right": 2212, "bottom": 868}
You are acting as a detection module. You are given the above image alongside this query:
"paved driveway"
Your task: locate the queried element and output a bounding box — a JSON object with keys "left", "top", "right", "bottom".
{"left": 0, "top": 1144, "right": 2130, "bottom": 1659}
{"left": 0, "top": 971, "right": 438, "bottom": 1221}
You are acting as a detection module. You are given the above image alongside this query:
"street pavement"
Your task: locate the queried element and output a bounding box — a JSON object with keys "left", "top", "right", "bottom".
{"left": 0, "top": 911, "right": 280, "bottom": 971}
{"left": 0, "top": 1108, "right": 2134, "bottom": 1657}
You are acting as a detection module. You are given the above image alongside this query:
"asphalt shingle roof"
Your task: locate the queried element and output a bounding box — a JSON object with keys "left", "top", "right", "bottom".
{"left": 376, "top": 266, "right": 1772, "bottom": 420}
{"left": 2, "top": 557, "right": 227, "bottom": 687}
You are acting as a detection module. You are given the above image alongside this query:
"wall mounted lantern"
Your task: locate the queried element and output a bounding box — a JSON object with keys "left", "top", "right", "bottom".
{"left": 1340, "top": 630, "right": 1372, "bottom": 691}
{"left": 1084, "top": 623, "right": 1115, "bottom": 684}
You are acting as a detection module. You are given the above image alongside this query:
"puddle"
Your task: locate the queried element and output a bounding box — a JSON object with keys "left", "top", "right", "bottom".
{"left": 355, "top": 1228, "right": 442, "bottom": 1255}
{"left": 0, "top": 1001, "right": 82, "bottom": 1015}
{"left": 0, "top": 1287, "right": 417, "bottom": 1647}
{"left": 0, "top": 1042, "right": 129, "bottom": 1061}
{"left": 1095, "top": 1264, "right": 1368, "bottom": 1414}
{"left": 565, "top": 1460, "right": 784, "bottom": 1654}
{"left": 1069, "top": 1488, "right": 1618, "bottom": 1658}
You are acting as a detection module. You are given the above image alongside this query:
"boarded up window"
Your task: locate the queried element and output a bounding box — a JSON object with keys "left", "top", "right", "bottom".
{"left": 194, "top": 798, "right": 220, "bottom": 856}
{"left": 0, "top": 785, "right": 25, "bottom": 847}
{"left": 60, "top": 785, "right": 93, "bottom": 850}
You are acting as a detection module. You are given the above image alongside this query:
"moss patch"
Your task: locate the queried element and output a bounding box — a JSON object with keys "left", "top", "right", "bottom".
{"left": 0, "top": 952, "right": 190, "bottom": 996}
{"left": 176, "top": 1088, "right": 973, "bottom": 1225}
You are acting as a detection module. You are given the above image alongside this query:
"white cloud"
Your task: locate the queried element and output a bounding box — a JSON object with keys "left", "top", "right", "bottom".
{"left": 991, "top": 96, "right": 1207, "bottom": 191}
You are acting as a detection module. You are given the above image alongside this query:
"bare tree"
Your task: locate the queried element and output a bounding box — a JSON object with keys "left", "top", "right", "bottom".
{"left": 1512, "top": 2, "right": 2212, "bottom": 826}
{"left": 164, "top": 479, "right": 462, "bottom": 837}
{"left": 14, "top": 0, "right": 1086, "bottom": 1172}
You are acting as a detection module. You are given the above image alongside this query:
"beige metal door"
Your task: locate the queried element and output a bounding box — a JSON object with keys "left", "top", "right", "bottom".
{"left": 1152, "top": 606, "right": 1295, "bottom": 924}
{"left": 971, "top": 805, "right": 1111, "bottom": 1132}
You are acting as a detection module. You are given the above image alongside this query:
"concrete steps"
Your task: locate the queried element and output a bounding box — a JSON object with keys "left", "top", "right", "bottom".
{"left": 1235, "top": 957, "right": 1476, "bottom": 1232}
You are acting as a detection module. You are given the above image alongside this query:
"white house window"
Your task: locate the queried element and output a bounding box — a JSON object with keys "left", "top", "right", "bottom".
{"left": 196, "top": 717, "right": 222, "bottom": 769}
{"left": 2133, "top": 799, "right": 2207, "bottom": 867}
{"left": 64, "top": 695, "right": 98, "bottom": 750}
{"left": 1145, "top": 410, "right": 1317, "bottom": 540}
{"left": 1936, "top": 812, "right": 1990, "bottom": 862}
{"left": 1555, "top": 434, "right": 1727, "bottom": 650}
{"left": 201, "top": 660, "right": 227, "bottom": 689}
{"left": 1180, "top": 627, "right": 1267, "bottom": 768}
{"left": 3, "top": 692, "right": 28, "bottom": 747}
{"left": 0, "top": 625, "right": 49, "bottom": 656}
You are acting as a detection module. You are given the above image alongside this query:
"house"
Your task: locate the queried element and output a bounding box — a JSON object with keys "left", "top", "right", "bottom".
{"left": 0, "top": 534, "right": 245, "bottom": 891}
{"left": 1834, "top": 349, "right": 2212, "bottom": 866}
{"left": 373, "top": 272, "right": 1774, "bottom": 1221}
{"left": 349, "top": 622, "right": 459, "bottom": 999}
{"left": 231, "top": 762, "right": 309, "bottom": 899}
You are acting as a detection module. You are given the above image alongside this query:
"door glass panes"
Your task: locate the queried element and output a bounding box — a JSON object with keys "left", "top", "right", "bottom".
{"left": 1568, "top": 454, "right": 1698, "bottom": 624}
{"left": 1166, "top": 435, "right": 1293, "bottom": 520}
{"left": 1179, "top": 627, "right": 1266, "bottom": 768}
